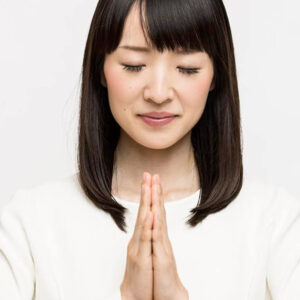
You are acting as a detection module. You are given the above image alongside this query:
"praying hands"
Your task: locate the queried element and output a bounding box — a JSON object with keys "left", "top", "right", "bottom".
{"left": 120, "top": 172, "right": 189, "bottom": 300}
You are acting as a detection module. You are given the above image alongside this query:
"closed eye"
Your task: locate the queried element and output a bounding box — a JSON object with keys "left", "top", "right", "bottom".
{"left": 122, "top": 64, "right": 199, "bottom": 75}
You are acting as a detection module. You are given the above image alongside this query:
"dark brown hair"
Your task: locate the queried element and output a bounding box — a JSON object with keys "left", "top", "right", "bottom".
{"left": 77, "top": 0, "right": 243, "bottom": 233}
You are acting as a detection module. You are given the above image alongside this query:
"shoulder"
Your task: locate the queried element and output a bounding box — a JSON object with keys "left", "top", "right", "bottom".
{"left": 2, "top": 172, "right": 85, "bottom": 217}
{"left": 242, "top": 178, "right": 299, "bottom": 209}
{"left": 23, "top": 172, "right": 82, "bottom": 199}
{"left": 236, "top": 177, "right": 300, "bottom": 225}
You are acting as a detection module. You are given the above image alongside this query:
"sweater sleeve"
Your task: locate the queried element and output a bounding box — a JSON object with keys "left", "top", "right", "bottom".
{"left": 0, "top": 190, "right": 36, "bottom": 300}
{"left": 266, "top": 186, "right": 300, "bottom": 300}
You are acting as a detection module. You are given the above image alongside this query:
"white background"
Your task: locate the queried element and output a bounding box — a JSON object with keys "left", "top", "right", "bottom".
{"left": 0, "top": 0, "right": 299, "bottom": 210}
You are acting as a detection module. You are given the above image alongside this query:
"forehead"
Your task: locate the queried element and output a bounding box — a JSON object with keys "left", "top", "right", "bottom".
{"left": 119, "top": 4, "right": 149, "bottom": 50}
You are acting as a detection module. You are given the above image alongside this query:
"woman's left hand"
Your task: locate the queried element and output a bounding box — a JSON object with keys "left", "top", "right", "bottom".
{"left": 151, "top": 174, "right": 189, "bottom": 300}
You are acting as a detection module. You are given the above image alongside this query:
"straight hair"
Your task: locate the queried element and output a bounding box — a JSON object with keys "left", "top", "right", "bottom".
{"left": 77, "top": 0, "right": 243, "bottom": 233}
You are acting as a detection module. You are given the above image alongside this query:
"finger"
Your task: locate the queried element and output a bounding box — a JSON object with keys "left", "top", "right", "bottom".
{"left": 152, "top": 175, "right": 169, "bottom": 247}
{"left": 152, "top": 208, "right": 174, "bottom": 263}
{"left": 136, "top": 172, "right": 153, "bottom": 257}
{"left": 152, "top": 175, "right": 166, "bottom": 228}
{"left": 152, "top": 209, "right": 167, "bottom": 258}
{"left": 133, "top": 172, "right": 152, "bottom": 239}
{"left": 137, "top": 208, "right": 153, "bottom": 257}
{"left": 158, "top": 182, "right": 167, "bottom": 229}
{"left": 151, "top": 175, "right": 163, "bottom": 235}
{"left": 151, "top": 176, "right": 174, "bottom": 263}
{"left": 151, "top": 175, "right": 159, "bottom": 228}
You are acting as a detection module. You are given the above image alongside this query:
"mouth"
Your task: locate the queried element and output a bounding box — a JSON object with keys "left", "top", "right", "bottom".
{"left": 140, "top": 116, "right": 174, "bottom": 119}
{"left": 137, "top": 111, "right": 178, "bottom": 119}
{"left": 138, "top": 115, "right": 177, "bottom": 127}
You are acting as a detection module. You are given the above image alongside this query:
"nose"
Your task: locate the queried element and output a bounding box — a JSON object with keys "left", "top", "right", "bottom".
{"left": 143, "top": 67, "right": 174, "bottom": 104}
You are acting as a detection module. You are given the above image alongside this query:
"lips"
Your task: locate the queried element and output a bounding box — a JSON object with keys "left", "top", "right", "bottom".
{"left": 138, "top": 111, "right": 178, "bottom": 118}
{"left": 139, "top": 115, "right": 176, "bottom": 126}
{"left": 143, "top": 116, "right": 174, "bottom": 119}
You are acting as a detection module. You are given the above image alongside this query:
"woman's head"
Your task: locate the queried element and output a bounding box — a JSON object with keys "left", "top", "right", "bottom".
{"left": 78, "top": 0, "right": 243, "bottom": 232}
{"left": 101, "top": 2, "right": 215, "bottom": 150}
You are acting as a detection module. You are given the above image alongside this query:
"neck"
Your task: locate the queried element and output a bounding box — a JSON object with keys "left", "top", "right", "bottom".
{"left": 112, "top": 130, "right": 200, "bottom": 203}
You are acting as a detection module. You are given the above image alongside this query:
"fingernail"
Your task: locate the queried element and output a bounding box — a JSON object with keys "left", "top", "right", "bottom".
{"left": 145, "top": 172, "right": 149, "bottom": 185}
{"left": 143, "top": 172, "right": 146, "bottom": 182}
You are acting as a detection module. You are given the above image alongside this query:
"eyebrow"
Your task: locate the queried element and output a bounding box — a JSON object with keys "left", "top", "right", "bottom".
{"left": 118, "top": 45, "right": 199, "bottom": 54}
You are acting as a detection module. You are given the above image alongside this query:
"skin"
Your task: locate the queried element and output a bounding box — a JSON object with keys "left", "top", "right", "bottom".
{"left": 100, "top": 3, "right": 215, "bottom": 299}
{"left": 101, "top": 3, "right": 215, "bottom": 203}
{"left": 120, "top": 172, "right": 189, "bottom": 300}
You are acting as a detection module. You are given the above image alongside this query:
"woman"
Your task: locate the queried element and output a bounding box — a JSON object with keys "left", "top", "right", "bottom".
{"left": 1, "top": 0, "right": 299, "bottom": 299}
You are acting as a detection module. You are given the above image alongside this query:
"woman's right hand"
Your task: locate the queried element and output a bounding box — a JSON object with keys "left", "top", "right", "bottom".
{"left": 120, "top": 172, "right": 154, "bottom": 300}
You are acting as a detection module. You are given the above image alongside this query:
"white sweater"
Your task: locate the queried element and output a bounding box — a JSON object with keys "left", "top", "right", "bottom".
{"left": 0, "top": 173, "right": 300, "bottom": 300}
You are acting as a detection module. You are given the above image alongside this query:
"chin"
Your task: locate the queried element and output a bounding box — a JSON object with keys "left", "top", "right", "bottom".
{"left": 135, "top": 136, "right": 181, "bottom": 150}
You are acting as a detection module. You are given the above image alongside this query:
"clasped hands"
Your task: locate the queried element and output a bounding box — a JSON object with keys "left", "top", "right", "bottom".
{"left": 120, "top": 172, "right": 189, "bottom": 300}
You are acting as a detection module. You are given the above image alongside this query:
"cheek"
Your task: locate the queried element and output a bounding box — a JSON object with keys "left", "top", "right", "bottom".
{"left": 181, "top": 75, "right": 212, "bottom": 111}
{"left": 104, "top": 68, "right": 137, "bottom": 121}
{"left": 105, "top": 68, "right": 137, "bottom": 115}
{"left": 106, "top": 69, "right": 132, "bottom": 98}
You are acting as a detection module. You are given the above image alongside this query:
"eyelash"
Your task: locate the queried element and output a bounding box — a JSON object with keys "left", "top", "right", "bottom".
{"left": 122, "top": 64, "right": 199, "bottom": 75}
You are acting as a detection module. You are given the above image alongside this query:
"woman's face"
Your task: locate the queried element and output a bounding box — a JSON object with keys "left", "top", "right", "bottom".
{"left": 101, "top": 5, "right": 215, "bottom": 150}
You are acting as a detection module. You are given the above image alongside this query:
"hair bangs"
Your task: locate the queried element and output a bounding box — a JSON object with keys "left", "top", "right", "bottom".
{"left": 137, "top": 0, "right": 214, "bottom": 56}
{"left": 98, "top": 0, "right": 216, "bottom": 57}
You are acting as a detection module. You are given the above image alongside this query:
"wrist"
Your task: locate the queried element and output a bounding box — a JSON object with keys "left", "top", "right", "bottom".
{"left": 175, "top": 283, "right": 189, "bottom": 300}
{"left": 120, "top": 283, "right": 131, "bottom": 300}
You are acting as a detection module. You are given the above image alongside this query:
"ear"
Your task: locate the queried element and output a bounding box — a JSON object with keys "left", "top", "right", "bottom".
{"left": 100, "top": 69, "right": 107, "bottom": 88}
